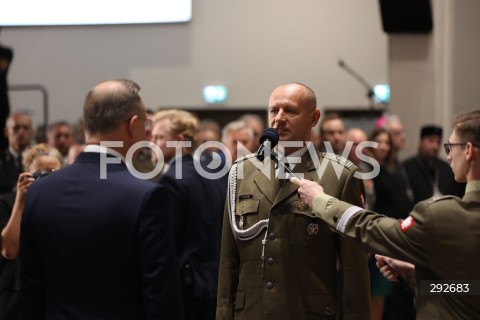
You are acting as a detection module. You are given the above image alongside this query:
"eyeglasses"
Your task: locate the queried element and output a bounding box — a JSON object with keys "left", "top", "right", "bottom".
{"left": 443, "top": 143, "right": 467, "bottom": 154}
{"left": 143, "top": 119, "right": 152, "bottom": 130}
{"left": 124, "top": 116, "right": 152, "bottom": 130}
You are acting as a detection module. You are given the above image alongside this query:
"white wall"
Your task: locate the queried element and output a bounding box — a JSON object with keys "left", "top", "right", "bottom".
{"left": 1, "top": 0, "right": 387, "bottom": 126}
{"left": 388, "top": 0, "right": 480, "bottom": 160}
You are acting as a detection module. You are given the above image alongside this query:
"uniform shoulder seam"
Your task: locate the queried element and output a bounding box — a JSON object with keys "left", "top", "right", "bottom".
{"left": 427, "top": 195, "right": 460, "bottom": 204}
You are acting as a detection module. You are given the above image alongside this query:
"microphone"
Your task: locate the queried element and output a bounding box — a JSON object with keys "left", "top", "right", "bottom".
{"left": 337, "top": 58, "right": 375, "bottom": 108}
{"left": 256, "top": 128, "right": 279, "bottom": 161}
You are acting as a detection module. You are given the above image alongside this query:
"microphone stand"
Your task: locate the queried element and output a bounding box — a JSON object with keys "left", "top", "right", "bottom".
{"left": 338, "top": 59, "right": 376, "bottom": 110}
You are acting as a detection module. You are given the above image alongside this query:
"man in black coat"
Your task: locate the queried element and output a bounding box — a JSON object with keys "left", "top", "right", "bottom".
{"left": 403, "top": 125, "right": 465, "bottom": 203}
{"left": 152, "top": 109, "right": 227, "bottom": 320}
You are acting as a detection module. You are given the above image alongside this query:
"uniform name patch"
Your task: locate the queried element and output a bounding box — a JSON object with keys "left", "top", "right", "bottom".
{"left": 400, "top": 216, "right": 415, "bottom": 233}
{"left": 239, "top": 194, "right": 253, "bottom": 201}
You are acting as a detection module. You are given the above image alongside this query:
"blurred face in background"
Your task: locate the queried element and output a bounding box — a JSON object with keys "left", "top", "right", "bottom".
{"left": 419, "top": 134, "right": 441, "bottom": 158}
{"left": 47, "top": 124, "right": 73, "bottom": 157}
{"left": 321, "top": 119, "right": 346, "bottom": 154}
{"left": 151, "top": 118, "right": 178, "bottom": 164}
{"left": 5, "top": 113, "right": 33, "bottom": 152}
{"left": 388, "top": 121, "right": 406, "bottom": 152}
{"left": 346, "top": 128, "right": 367, "bottom": 164}
{"left": 372, "top": 131, "right": 391, "bottom": 164}
{"left": 224, "top": 127, "right": 255, "bottom": 162}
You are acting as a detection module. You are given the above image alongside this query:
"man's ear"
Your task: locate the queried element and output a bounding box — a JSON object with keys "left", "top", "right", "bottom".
{"left": 466, "top": 142, "right": 478, "bottom": 161}
{"left": 126, "top": 116, "right": 137, "bottom": 138}
{"left": 312, "top": 109, "right": 321, "bottom": 127}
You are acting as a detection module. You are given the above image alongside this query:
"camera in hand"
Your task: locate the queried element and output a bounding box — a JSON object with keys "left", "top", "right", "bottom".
{"left": 32, "top": 170, "right": 53, "bottom": 181}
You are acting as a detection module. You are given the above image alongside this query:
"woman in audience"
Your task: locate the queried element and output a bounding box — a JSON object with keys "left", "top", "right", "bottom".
{"left": 0, "top": 143, "right": 63, "bottom": 319}
{"left": 365, "top": 127, "right": 396, "bottom": 320}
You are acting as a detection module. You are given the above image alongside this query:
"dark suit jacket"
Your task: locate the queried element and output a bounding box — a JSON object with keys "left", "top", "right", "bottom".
{"left": 0, "top": 149, "right": 22, "bottom": 195}
{"left": 403, "top": 155, "right": 465, "bottom": 203}
{"left": 159, "top": 155, "right": 226, "bottom": 314}
{"left": 20, "top": 151, "right": 184, "bottom": 320}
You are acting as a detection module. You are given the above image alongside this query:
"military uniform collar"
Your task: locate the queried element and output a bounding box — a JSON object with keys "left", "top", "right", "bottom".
{"left": 276, "top": 145, "right": 308, "bottom": 171}
{"left": 465, "top": 180, "right": 480, "bottom": 194}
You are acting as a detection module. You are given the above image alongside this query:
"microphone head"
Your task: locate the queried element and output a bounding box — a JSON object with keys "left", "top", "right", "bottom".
{"left": 259, "top": 128, "right": 279, "bottom": 148}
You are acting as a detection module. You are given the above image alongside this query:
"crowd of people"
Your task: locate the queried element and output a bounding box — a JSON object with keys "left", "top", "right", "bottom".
{"left": 0, "top": 79, "right": 475, "bottom": 320}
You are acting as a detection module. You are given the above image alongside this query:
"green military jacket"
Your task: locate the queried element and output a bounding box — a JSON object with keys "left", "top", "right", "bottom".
{"left": 217, "top": 150, "right": 370, "bottom": 320}
{"left": 314, "top": 180, "right": 480, "bottom": 319}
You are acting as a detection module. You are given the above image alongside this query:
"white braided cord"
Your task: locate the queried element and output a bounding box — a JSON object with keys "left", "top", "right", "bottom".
{"left": 228, "top": 162, "right": 269, "bottom": 241}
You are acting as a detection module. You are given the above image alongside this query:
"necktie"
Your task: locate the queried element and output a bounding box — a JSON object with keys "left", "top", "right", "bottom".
{"left": 16, "top": 155, "right": 23, "bottom": 171}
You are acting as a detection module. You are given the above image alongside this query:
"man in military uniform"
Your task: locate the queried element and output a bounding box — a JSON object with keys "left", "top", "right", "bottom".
{"left": 292, "top": 109, "right": 480, "bottom": 319}
{"left": 216, "top": 83, "right": 371, "bottom": 320}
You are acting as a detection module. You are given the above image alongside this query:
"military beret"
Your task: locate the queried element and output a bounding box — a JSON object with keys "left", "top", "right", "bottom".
{"left": 421, "top": 125, "right": 442, "bottom": 139}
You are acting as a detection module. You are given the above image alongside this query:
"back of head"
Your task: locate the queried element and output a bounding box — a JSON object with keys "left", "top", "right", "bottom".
{"left": 83, "top": 79, "right": 143, "bottom": 136}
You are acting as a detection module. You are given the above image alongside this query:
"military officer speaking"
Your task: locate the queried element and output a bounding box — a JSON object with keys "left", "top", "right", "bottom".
{"left": 216, "top": 83, "right": 371, "bottom": 320}
{"left": 292, "top": 109, "right": 480, "bottom": 319}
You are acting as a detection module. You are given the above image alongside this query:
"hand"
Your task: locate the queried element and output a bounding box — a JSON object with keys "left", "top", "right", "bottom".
{"left": 16, "top": 172, "right": 35, "bottom": 202}
{"left": 375, "top": 254, "right": 415, "bottom": 282}
{"left": 290, "top": 177, "right": 324, "bottom": 206}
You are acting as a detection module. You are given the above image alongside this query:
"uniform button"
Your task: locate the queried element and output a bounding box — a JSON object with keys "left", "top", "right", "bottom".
{"left": 333, "top": 215, "right": 338, "bottom": 223}
{"left": 268, "top": 233, "right": 276, "bottom": 240}
{"left": 266, "top": 282, "right": 274, "bottom": 289}
{"left": 267, "top": 258, "right": 274, "bottom": 265}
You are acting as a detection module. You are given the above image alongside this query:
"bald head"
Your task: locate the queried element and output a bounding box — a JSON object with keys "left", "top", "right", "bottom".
{"left": 83, "top": 79, "right": 143, "bottom": 135}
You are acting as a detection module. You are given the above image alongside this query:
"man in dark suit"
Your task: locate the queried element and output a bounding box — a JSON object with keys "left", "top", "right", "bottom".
{"left": 20, "top": 79, "right": 184, "bottom": 319}
{"left": 151, "top": 109, "right": 227, "bottom": 320}
{"left": 0, "top": 112, "right": 33, "bottom": 194}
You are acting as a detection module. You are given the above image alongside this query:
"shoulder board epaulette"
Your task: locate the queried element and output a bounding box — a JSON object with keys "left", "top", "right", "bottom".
{"left": 427, "top": 195, "right": 460, "bottom": 204}
{"left": 321, "top": 152, "right": 354, "bottom": 169}
{"left": 234, "top": 153, "right": 257, "bottom": 164}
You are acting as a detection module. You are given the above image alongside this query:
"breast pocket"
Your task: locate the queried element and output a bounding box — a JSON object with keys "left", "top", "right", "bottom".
{"left": 289, "top": 200, "right": 328, "bottom": 247}
{"left": 235, "top": 199, "right": 260, "bottom": 246}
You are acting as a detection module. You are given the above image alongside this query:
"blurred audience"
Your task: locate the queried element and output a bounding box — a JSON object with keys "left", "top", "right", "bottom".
{"left": 0, "top": 27, "right": 13, "bottom": 150}
{"left": 379, "top": 115, "right": 416, "bottom": 320}
{"left": 0, "top": 112, "right": 33, "bottom": 194}
{"left": 221, "top": 119, "right": 255, "bottom": 163}
{"left": 0, "top": 143, "right": 63, "bottom": 319}
{"left": 403, "top": 125, "right": 465, "bottom": 203}
{"left": 239, "top": 113, "right": 265, "bottom": 151}
{"left": 319, "top": 112, "right": 346, "bottom": 154}
{"left": 153, "top": 109, "right": 226, "bottom": 320}
{"left": 47, "top": 121, "right": 74, "bottom": 163}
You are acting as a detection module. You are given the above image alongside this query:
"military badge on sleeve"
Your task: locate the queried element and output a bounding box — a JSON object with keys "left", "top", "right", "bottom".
{"left": 400, "top": 216, "right": 415, "bottom": 233}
